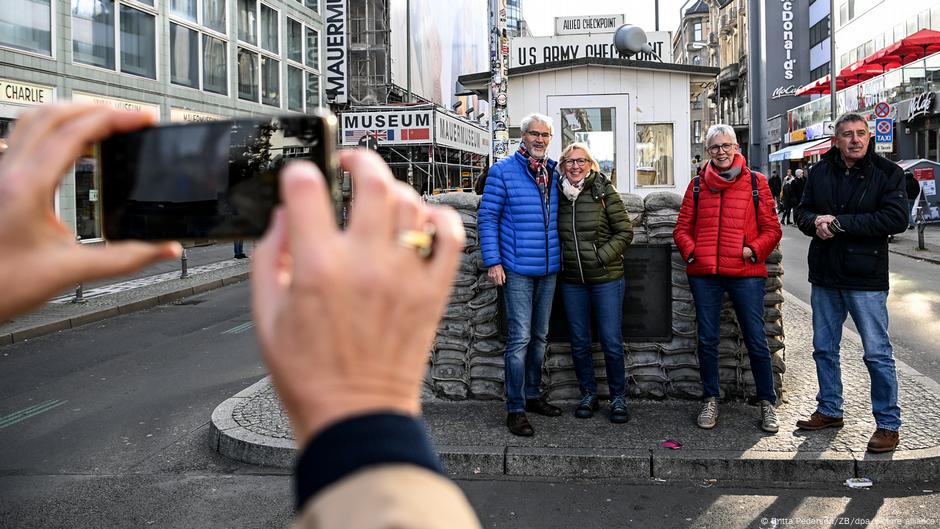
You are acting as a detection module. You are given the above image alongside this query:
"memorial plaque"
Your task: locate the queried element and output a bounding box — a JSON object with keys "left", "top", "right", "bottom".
{"left": 497, "top": 244, "right": 674, "bottom": 342}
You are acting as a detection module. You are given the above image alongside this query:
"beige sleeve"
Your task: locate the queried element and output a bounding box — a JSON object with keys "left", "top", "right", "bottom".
{"left": 293, "top": 464, "right": 482, "bottom": 529}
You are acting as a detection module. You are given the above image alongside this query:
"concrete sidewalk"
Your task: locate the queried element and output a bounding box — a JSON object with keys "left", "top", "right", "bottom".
{"left": 210, "top": 291, "right": 940, "bottom": 484}
{"left": 0, "top": 243, "right": 251, "bottom": 345}
{"left": 888, "top": 222, "right": 940, "bottom": 265}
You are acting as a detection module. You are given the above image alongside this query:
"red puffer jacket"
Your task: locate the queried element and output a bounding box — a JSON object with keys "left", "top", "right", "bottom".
{"left": 673, "top": 154, "right": 782, "bottom": 277}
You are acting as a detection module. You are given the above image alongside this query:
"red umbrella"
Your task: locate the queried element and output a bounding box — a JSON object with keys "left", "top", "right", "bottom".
{"left": 838, "top": 59, "right": 893, "bottom": 85}
{"left": 870, "top": 29, "right": 940, "bottom": 66}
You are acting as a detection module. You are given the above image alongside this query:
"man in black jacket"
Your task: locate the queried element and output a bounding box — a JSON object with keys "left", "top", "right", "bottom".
{"left": 793, "top": 112, "right": 908, "bottom": 454}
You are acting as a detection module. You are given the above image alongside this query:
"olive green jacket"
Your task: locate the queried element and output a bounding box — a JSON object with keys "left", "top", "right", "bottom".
{"left": 556, "top": 171, "right": 633, "bottom": 284}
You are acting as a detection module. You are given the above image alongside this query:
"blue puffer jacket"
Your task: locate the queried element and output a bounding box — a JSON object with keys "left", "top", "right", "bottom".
{"left": 478, "top": 151, "right": 561, "bottom": 276}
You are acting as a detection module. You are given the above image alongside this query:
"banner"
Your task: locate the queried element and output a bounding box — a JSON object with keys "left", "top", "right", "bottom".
{"left": 340, "top": 109, "right": 433, "bottom": 146}
{"left": 435, "top": 111, "right": 490, "bottom": 155}
{"left": 510, "top": 32, "right": 673, "bottom": 68}
{"left": 324, "top": 0, "right": 347, "bottom": 103}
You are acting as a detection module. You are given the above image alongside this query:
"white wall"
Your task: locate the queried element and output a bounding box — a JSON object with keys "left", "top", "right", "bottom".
{"left": 507, "top": 65, "right": 694, "bottom": 197}
{"left": 835, "top": 0, "right": 939, "bottom": 60}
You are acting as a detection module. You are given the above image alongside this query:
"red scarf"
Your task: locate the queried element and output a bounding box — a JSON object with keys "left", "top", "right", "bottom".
{"left": 517, "top": 144, "right": 549, "bottom": 189}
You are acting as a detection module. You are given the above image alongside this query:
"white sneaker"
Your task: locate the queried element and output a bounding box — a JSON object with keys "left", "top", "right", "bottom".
{"left": 760, "top": 400, "right": 779, "bottom": 433}
{"left": 697, "top": 397, "right": 718, "bottom": 429}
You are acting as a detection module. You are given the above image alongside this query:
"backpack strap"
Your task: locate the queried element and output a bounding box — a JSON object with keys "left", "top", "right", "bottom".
{"left": 692, "top": 175, "right": 700, "bottom": 211}
{"left": 692, "top": 172, "right": 758, "bottom": 214}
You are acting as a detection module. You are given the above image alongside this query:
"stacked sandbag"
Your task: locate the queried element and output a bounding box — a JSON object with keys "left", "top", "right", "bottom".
{"left": 643, "top": 192, "right": 682, "bottom": 246}
{"left": 425, "top": 193, "right": 505, "bottom": 400}
{"left": 620, "top": 193, "right": 647, "bottom": 244}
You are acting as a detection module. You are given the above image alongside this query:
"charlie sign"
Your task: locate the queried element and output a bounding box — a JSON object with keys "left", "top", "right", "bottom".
{"left": 511, "top": 33, "right": 672, "bottom": 68}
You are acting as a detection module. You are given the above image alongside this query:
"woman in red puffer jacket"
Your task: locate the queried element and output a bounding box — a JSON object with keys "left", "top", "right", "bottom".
{"left": 673, "top": 124, "right": 782, "bottom": 435}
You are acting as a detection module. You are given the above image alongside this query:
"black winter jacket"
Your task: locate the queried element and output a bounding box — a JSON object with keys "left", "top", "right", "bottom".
{"left": 557, "top": 172, "right": 633, "bottom": 284}
{"left": 794, "top": 144, "right": 908, "bottom": 291}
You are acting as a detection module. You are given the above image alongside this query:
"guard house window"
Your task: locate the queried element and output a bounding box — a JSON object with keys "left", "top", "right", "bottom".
{"left": 560, "top": 107, "right": 617, "bottom": 185}
{"left": 636, "top": 123, "right": 675, "bottom": 187}
{"left": 1, "top": 0, "right": 53, "bottom": 55}
{"left": 72, "top": 0, "right": 156, "bottom": 79}
{"left": 169, "top": 0, "right": 229, "bottom": 94}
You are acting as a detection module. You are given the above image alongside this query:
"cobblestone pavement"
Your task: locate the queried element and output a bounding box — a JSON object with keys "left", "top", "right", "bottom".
{"left": 224, "top": 292, "right": 940, "bottom": 460}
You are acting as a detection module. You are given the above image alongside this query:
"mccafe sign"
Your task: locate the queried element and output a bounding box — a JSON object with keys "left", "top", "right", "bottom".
{"left": 907, "top": 92, "right": 937, "bottom": 121}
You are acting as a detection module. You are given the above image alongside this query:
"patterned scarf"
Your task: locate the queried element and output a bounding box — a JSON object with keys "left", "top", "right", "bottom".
{"left": 517, "top": 144, "right": 550, "bottom": 207}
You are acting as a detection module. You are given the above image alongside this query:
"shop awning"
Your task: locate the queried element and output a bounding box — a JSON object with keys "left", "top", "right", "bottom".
{"left": 803, "top": 138, "right": 833, "bottom": 157}
{"left": 769, "top": 138, "right": 832, "bottom": 161}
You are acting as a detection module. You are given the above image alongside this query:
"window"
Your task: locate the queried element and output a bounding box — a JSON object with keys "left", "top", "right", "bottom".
{"left": 840, "top": 53, "right": 849, "bottom": 70}
{"left": 203, "top": 35, "right": 227, "bottom": 94}
{"left": 907, "top": 15, "right": 917, "bottom": 37}
{"left": 120, "top": 5, "right": 156, "bottom": 79}
{"left": 170, "top": 23, "right": 199, "bottom": 87}
{"left": 305, "top": 0, "right": 318, "bottom": 12}
{"left": 72, "top": 0, "right": 156, "bottom": 79}
{"left": 692, "top": 55, "right": 701, "bottom": 66}
{"left": 72, "top": 0, "right": 116, "bottom": 70}
{"left": 933, "top": 6, "right": 940, "bottom": 31}
{"left": 170, "top": 0, "right": 197, "bottom": 22}
{"left": 238, "top": 48, "right": 259, "bottom": 101}
{"left": 287, "top": 18, "right": 302, "bottom": 63}
{"left": 560, "top": 107, "right": 617, "bottom": 184}
{"left": 810, "top": 62, "right": 829, "bottom": 81}
{"left": 636, "top": 123, "right": 674, "bottom": 187}
{"left": 693, "top": 120, "right": 702, "bottom": 144}
{"left": 238, "top": 0, "right": 257, "bottom": 44}
{"left": 288, "top": 66, "right": 304, "bottom": 111}
{"left": 809, "top": 15, "right": 829, "bottom": 49}
{"left": 261, "top": 55, "right": 279, "bottom": 106}
{"left": 260, "top": 4, "right": 278, "bottom": 53}
{"left": 307, "top": 73, "right": 320, "bottom": 109}
{"left": 693, "top": 22, "right": 702, "bottom": 42}
{"left": 169, "top": 0, "right": 230, "bottom": 94}
{"left": 918, "top": 9, "right": 930, "bottom": 31}
{"left": 306, "top": 28, "right": 319, "bottom": 70}
{"left": 1, "top": 0, "right": 53, "bottom": 55}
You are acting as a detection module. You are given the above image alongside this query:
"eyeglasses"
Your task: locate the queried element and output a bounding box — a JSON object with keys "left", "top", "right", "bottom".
{"left": 707, "top": 143, "right": 737, "bottom": 154}
{"left": 563, "top": 158, "right": 589, "bottom": 166}
{"left": 526, "top": 131, "right": 552, "bottom": 139}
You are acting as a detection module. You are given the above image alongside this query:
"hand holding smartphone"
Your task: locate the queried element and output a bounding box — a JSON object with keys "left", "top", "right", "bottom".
{"left": 99, "top": 110, "right": 338, "bottom": 241}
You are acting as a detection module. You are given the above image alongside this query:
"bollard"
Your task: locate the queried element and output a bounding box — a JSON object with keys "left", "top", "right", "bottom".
{"left": 915, "top": 205, "right": 927, "bottom": 251}
{"left": 180, "top": 247, "right": 189, "bottom": 279}
{"left": 72, "top": 236, "right": 86, "bottom": 303}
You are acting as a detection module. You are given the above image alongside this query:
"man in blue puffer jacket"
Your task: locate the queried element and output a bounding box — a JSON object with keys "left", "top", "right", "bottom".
{"left": 478, "top": 113, "right": 562, "bottom": 436}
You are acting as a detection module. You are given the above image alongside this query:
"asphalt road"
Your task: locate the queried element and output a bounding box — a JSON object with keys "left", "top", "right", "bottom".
{"left": 779, "top": 225, "right": 940, "bottom": 384}
{"left": 1, "top": 280, "right": 938, "bottom": 528}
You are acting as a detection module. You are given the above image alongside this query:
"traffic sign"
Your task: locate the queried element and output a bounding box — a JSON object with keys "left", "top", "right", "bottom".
{"left": 875, "top": 118, "right": 894, "bottom": 153}
{"left": 874, "top": 101, "right": 892, "bottom": 119}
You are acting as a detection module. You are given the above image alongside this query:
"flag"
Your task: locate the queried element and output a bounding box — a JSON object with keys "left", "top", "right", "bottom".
{"left": 401, "top": 128, "right": 430, "bottom": 141}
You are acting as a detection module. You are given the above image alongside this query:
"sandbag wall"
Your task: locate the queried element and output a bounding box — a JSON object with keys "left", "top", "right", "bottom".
{"left": 424, "top": 191, "right": 786, "bottom": 401}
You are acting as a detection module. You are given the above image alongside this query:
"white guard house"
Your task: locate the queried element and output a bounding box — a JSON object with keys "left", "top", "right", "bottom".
{"left": 459, "top": 57, "right": 719, "bottom": 197}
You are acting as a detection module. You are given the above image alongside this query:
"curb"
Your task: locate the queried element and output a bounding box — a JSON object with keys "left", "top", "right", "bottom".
{"left": 887, "top": 247, "right": 940, "bottom": 266}
{"left": 209, "top": 376, "right": 296, "bottom": 468}
{"left": 1, "top": 269, "right": 249, "bottom": 345}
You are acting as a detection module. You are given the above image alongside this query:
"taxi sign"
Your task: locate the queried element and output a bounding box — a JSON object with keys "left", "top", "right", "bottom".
{"left": 874, "top": 117, "right": 893, "bottom": 153}
{"left": 874, "top": 101, "right": 892, "bottom": 119}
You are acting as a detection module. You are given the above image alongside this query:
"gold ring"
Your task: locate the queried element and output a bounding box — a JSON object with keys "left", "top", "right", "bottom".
{"left": 397, "top": 225, "right": 436, "bottom": 258}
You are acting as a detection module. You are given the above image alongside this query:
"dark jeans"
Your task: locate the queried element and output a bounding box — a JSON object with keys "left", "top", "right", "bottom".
{"left": 688, "top": 275, "right": 777, "bottom": 404}
{"left": 560, "top": 277, "right": 626, "bottom": 398}
{"left": 780, "top": 207, "right": 792, "bottom": 224}
{"left": 503, "top": 269, "right": 557, "bottom": 412}
{"left": 233, "top": 240, "right": 245, "bottom": 256}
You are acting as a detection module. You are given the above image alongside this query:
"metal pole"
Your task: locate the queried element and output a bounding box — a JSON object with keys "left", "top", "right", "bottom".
{"left": 406, "top": 0, "right": 412, "bottom": 102}
{"left": 748, "top": 0, "right": 768, "bottom": 174}
{"left": 180, "top": 247, "right": 189, "bottom": 279}
{"left": 829, "top": 0, "right": 837, "bottom": 121}
{"left": 71, "top": 236, "right": 86, "bottom": 304}
{"left": 655, "top": 0, "right": 660, "bottom": 31}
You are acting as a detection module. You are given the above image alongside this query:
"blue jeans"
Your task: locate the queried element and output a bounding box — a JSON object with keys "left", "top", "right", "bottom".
{"left": 688, "top": 275, "right": 777, "bottom": 404}
{"left": 233, "top": 240, "right": 244, "bottom": 256}
{"left": 560, "top": 277, "right": 626, "bottom": 398}
{"left": 503, "top": 269, "right": 557, "bottom": 412}
{"left": 810, "top": 286, "right": 901, "bottom": 431}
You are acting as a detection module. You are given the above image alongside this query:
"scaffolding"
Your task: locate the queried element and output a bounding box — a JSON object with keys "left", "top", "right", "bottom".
{"left": 348, "top": 0, "right": 391, "bottom": 105}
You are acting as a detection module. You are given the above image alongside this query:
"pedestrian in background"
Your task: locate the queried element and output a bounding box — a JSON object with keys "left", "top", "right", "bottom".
{"left": 556, "top": 142, "right": 633, "bottom": 423}
{"left": 233, "top": 240, "right": 247, "bottom": 259}
{"left": 674, "top": 124, "right": 783, "bottom": 434}
{"left": 780, "top": 169, "right": 795, "bottom": 225}
{"left": 768, "top": 170, "right": 783, "bottom": 210}
{"left": 478, "top": 113, "right": 563, "bottom": 437}
{"left": 794, "top": 112, "right": 908, "bottom": 453}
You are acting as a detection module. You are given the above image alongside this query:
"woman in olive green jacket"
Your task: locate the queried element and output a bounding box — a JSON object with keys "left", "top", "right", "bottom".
{"left": 556, "top": 143, "right": 634, "bottom": 423}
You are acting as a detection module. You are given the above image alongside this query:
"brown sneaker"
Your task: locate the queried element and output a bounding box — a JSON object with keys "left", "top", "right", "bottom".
{"left": 506, "top": 412, "right": 534, "bottom": 436}
{"left": 867, "top": 428, "right": 899, "bottom": 453}
{"left": 796, "top": 411, "right": 844, "bottom": 430}
{"left": 525, "top": 398, "right": 562, "bottom": 417}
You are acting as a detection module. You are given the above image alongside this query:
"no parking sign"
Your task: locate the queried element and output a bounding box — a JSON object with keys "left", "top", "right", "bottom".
{"left": 875, "top": 118, "right": 893, "bottom": 154}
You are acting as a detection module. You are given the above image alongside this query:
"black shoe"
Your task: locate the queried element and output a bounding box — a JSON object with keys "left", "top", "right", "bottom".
{"left": 506, "top": 412, "right": 534, "bottom": 436}
{"left": 609, "top": 396, "right": 630, "bottom": 424}
{"left": 234, "top": 254, "right": 248, "bottom": 259}
{"left": 525, "top": 398, "right": 562, "bottom": 417}
{"left": 575, "top": 393, "right": 599, "bottom": 419}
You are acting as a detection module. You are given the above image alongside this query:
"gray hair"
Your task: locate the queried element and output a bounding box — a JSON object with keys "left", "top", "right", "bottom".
{"left": 795, "top": 169, "right": 804, "bottom": 177}
{"left": 520, "top": 113, "right": 554, "bottom": 135}
{"left": 704, "top": 124, "right": 737, "bottom": 147}
{"left": 833, "top": 112, "right": 868, "bottom": 134}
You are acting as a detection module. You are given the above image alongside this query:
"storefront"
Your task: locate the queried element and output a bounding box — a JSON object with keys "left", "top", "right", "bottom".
{"left": 459, "top": 57, "right": 717, "bottom": 196}
{"left": 898, "top": 91, "right": 940, "bottom": 162}
{"left": 0, "top": 78, "right": 59, "bottom": 220}
{"left": 338, "top": 105, "right": 490, "bottom": 194}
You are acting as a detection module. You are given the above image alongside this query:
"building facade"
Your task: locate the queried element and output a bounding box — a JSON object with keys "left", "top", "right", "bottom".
{"left": 673, "top": 0, "right": 713, "bottom": 164}
{"left": 1, "top": 0, "right": 325, "bottom": 242}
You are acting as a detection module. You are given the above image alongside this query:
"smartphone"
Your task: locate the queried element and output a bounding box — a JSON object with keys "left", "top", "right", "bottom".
{"left": 99, "top": 110, "right": 338, "bottom": 241}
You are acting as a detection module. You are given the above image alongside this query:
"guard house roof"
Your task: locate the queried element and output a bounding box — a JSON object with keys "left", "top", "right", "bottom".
{"left": 458, "top": 57, "right": 720, "bottom": 100}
